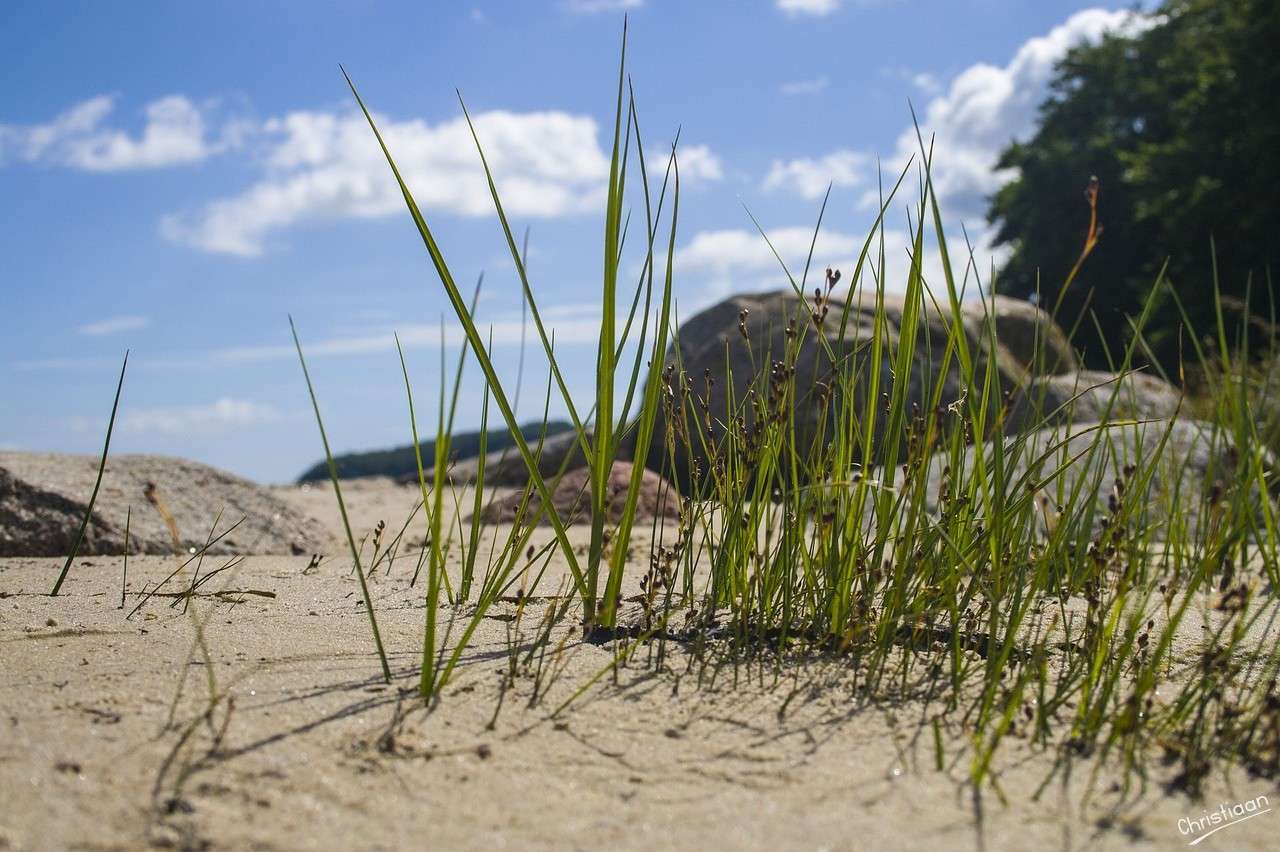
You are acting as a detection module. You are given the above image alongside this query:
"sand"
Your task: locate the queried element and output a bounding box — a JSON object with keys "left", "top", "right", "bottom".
{"left": 2, "top": 480, "right": 1276, "bottom": 850}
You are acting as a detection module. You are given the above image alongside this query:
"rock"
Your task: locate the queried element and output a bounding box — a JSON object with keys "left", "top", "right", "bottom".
{"left": 0, "top": 468, "right": 119, "bottom": 557}
{"left": 0, "top": 453, "right": 330, "bottom": 557}
{"left": 441, "top": 428, "right": 593, "bottom": 487}
{"left": 912, "top": 418, "right": 1266, "bottom": 538}
{"left": 960, "top": 295, "right": 1077, "bottom": 376}
{"left": 646, "top": 288, "right": 1069, "bottom": 489}
{"left": 1005, "top": 370, "right": 1183, "bottom": 433}
{"left": 473, "top": 461, "right": 680, "bottom": 526}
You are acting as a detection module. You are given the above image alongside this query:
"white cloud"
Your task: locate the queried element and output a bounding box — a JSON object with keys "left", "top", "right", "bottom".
{"left": 677, "top": 145, "right": 723, "bottom": 182}
{"left": 881, "top": 67, "right": 943, "bottom": 95}
{"left": 0, "top": 97, "right": 114, "bottom": 164}
{"left": 777, "top": 0, "right": 841, "bottom": 16}
{"left": 163, "top": 109, "right": 610, "bottom": 256}
{"left": 762, "top": 150, "right": 868, "bottom": 200}
{"left": 759, "top": 9, "right": 1149, "bottom": 236}
{"left": 77, "top": 315, "right": 149, "bottom": 336}
{"left": 164, "top": 103, "right": 720, "bottom": 257}
{"left": 673, "top": 223, "right": 987, "bottom": 304}
{"left": 780, "top": 76, "right": 830, "bottom": 96}
{"left": 0, "top": 95, "right": 223, "bottom": 171}
{"left": 730, "top": 6, "right": 1152, "bottom": 304}
{"left": 869, "top": 8, "right": 1152, "bottom": 223}
{"left": 674, "top": 227, "right": 861, "bottom": 298}
{"left": 67, "top": 397, "right": 284, "bottom": 436}
{"left": 562, "top": 0, "right": 642, "bottom": 12}
{"left": 777, "top": 0, "right": 896, "bottom": 15}
{"left": 220, "top": 305, "right": 604, "bottom": 363}
{"left": 910, "top": 71, "right": 942, "bottom": 95}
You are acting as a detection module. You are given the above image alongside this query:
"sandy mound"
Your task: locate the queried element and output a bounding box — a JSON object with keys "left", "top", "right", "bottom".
{"left": 0, "top": 452, "right": 329, "bottom": 557}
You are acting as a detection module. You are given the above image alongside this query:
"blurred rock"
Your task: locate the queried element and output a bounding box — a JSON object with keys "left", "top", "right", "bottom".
{"left": 473, "top": 461, "right": 680, "bottom": 526}
{"left": 646, "top": 288, "right": 1076, "bottom": 489}
{"left": 437, "top": 428, "right": 592, "bottom": 487}
{"left": 1005, "top": 369, "right": 1183, "bottom": 433}
{"left": 960, "top": 295, "right": 1077, "bottom": 376}
{"left": 0, "top": 452, "right": 329, "bottom": 557}
{"left": 911, "top": 418, "right": 1266, "bottom": 538}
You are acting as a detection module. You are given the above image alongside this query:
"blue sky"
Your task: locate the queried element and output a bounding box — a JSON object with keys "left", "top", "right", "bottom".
{"left": 1, "top": 0, "right": 1144, "bottom": 482}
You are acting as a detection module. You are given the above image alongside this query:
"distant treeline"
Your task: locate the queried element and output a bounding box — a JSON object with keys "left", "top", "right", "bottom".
{"left": 296, "top": 421, "right": 575, "bottom": 483}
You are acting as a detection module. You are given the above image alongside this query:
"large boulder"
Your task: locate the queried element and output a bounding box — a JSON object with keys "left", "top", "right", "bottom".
{"left": 646, "top": 289, "right": 1083, "bottom": 490}
{"left": 0, "top": 453, "right": 330, "bottom": 557}
{"left": 472, "top": 461, "right": 680, "bottom": 526}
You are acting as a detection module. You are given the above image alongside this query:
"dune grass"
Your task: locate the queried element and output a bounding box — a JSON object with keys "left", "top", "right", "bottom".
{"left": 49, "top": 350, "right": 127, "bottom": 596}
{"left": 284, "top": 27, "right": 1280, "bottom": 797}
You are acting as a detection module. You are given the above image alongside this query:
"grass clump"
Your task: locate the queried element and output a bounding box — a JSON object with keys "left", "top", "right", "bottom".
{"left": 293, "top": 26, "right": 1280, "bottom": 799}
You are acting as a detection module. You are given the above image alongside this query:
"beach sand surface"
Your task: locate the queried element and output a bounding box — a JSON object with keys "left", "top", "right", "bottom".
{"left": 1, "top": 480, "right": 1275, "bottom": 850}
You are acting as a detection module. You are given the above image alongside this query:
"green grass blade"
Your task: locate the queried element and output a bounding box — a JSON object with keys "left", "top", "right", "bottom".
{"left": 342, "top": 68, "right": 590, "bottom": 604}
{"left": 51, "top": 350, "right": 128, "bottom": 596}
{"left": 291, "top": 317, "right": 392, "bottom": 683}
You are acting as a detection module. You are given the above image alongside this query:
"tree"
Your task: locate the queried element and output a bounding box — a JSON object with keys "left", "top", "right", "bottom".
{"left": 988, "top": 0, "right": 1280, "bottom": 373}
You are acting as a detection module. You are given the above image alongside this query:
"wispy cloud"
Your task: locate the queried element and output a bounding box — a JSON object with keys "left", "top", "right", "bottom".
{"left": 908, "top": 71, "right": 941, "bottom": 94}
{"left": 562, "top": 0, "right": 642, "bottom": 13}
{"left": 779, "top": 76, "right": 830, "bottom": 96}
{"left": 77, "top": 315, "right": 150, "bottom": 336}
{"left": 776, "top": 0, "right": 841, "bottom": 16}
{"left": 222, "top": 306, "right": 604, "bottom": 363}
{"left": 762, "top": 150, "right": 867, "bottom": 200}
{"left": 673, "top": 227, "right": 861, "bottom": 299}
{"left": 675, "top": 225, "right": 962, "bottom": 304}
{"left": 70, "top": 397, "right": 284, "bottom": 436}
{"left": 163, "top": 106, "right": 719, "bottom": 257}
{"left": 776, "top": 0, "right": 893, "bottom": 15}
{"left": 10, "top": 356, "right": 121, "bottom": 372}
{"left": 881, "top": 66, "right": 942, "bottom": 95}
{"left": 0, "top": 95, "right": 229, "bottom": 172}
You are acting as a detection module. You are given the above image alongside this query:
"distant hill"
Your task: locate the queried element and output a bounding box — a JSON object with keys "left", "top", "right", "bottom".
{"left": 295, "top": 421, "right": 575, "bottom": 483}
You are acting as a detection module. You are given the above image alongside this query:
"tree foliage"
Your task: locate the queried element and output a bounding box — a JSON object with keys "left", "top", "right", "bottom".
{"left": 989, "top": 0, "right": 1280, "bottom": 372}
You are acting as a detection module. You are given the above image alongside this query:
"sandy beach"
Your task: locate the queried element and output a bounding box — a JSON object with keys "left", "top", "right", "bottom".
{"left": 1, "top": 480, "right": 1274, "bottom": 851}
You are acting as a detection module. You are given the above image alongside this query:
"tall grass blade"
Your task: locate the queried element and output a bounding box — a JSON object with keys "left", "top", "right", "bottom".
{"left": 51, "top": 350, "right": 127, "bottom": 596}
{"left": 291, "top": 317, "right": 392, "bottom": 683}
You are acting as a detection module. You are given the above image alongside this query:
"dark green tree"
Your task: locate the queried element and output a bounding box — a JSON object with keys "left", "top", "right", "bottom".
{"left": 989, "top": 0, "right": 1280, "bottom": 373}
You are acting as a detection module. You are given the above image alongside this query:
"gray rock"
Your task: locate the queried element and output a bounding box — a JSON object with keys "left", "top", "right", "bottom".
{"left": 646, "top": 289, "right": 1069, "bottom": 489}
{"left": 960, "top": 295, "right": 1077, "bottom": 376}
{"left": 0, "top": 467, "right": 119, "bottom": 557}
{"left": 0, "top": 452, "right": 330, "bottom": 557}
{"left": 472, "top": 460, "right": 680, "bottom": 526}
{"left": 1005, "top": 370, "right": 1184, "bottom": 433}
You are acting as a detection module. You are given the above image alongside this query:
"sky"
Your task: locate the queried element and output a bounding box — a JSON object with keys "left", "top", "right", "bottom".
{"left": 0, "top": 0, "right": 1148, "bottom": 483}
